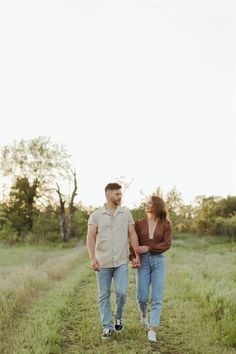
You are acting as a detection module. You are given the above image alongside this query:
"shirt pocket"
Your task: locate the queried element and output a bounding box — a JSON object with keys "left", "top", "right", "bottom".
{"left": 116, "top": 214, "right": 129, "bottom": 234}
{"left": 98, "top": 216, "right": 111, "bottom": 235}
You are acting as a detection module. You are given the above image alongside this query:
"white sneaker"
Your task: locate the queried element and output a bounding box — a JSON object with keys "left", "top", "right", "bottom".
{"left": 148, "top": 330, "right": 157, "bottom": 342}
{"left": 101, "top": 328, "right": 113, "bottom": 339}
{"left": 141, "top": 317, "right": 149, "bottom": 330}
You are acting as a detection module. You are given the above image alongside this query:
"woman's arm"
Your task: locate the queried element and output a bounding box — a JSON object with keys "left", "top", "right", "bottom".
{"left": 149, "top": 220, "right": 172, "bottom": 253}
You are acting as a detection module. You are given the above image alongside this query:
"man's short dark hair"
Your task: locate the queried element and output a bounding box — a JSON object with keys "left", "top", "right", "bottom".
{"left": 105, "top": 183, "right": 122, "bottom": 192}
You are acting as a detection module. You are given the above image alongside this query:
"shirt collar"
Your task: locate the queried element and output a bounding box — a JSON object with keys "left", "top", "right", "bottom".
{"left": 101, "top": 204, "right": 124, "bottom": 215}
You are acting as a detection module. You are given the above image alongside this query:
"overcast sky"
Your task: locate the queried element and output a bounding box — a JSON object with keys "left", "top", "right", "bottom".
{"left": 0, "top": 0, "right": 235, "bottom": 207}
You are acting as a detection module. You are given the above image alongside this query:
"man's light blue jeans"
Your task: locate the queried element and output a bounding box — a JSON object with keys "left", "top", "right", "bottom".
{"left": 137, "top": 253, "right": 166, "bottom": 327}
{"left": 96, "top": 263, "right": 128, "bottom": 330}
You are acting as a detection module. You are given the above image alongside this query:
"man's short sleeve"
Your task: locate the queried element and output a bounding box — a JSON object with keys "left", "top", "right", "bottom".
{"left": 127, "top": 210, "right": 135, "bottom": 225}
{"left": 88, "top": 212, "right": 98, "bottom": 226}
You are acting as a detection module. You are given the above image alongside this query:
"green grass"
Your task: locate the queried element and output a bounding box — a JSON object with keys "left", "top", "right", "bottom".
{"left": 0, "top": 235, "right": 235, "bottom": 353}
{"left": 0, "top": 244, "right": 87, "bottom": 353}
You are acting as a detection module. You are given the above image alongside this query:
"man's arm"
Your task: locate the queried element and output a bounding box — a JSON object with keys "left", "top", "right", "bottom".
{"left": 128, "top": 224, "right": 141, "bottom": 268}
{"left": 86, "top": 224, "right": 100, "bottom": 271}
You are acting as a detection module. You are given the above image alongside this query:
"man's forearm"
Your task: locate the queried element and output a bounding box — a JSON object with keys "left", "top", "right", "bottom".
{"left": 87, "top": 235, "right": 96, "bottom": 260}
{"left": 130, "top": 233, "right": 140, "bottom": 256}
{"left": 87, "top": 231, "right": 100, "bottom": 271}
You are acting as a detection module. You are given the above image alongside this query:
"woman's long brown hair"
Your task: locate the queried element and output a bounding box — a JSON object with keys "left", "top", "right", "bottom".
{"left": 151, "top": 196, "right": 168, "bottom": 221}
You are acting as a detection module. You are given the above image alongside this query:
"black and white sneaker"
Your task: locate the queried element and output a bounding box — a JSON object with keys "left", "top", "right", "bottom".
{"left": 101, "top": 328, "right": 113, "bottom": 339}
{"left": 114, "top": 319, "right": 123, "bottom": 332}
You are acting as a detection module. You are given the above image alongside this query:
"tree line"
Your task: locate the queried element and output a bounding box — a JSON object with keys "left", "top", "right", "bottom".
{"left": 0, "top": 137, "right": 235, "bottom": 244}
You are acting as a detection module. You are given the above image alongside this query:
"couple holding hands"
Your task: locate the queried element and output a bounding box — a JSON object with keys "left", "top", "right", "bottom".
{"left": 87, "top": 182, "right": 172, "bottom": 342}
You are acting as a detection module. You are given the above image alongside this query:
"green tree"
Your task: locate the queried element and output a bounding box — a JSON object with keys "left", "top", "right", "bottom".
{"left": 0, "top": 204, "right": 18, "bottom": 243}
{"left": 32, "top": 204, "right": 60, "bottom": 242}
{"left": 165, "top": 186, "right": 183, "bottom": 225}
{"left": 217, "top": 196, "right": 236, "bottom": 218}
{"left": 71, "top": 204, "right": 90, "bottom": 239}
{"left": 9, "top": 177, "right": 39, "bottom": 230}
{"left": 165, "top": 186, "right": 183, "bottom": 215}
{"left": 0, "top": 136, "right": 71, "bottom": 202}
{"left": 4, "top": 177, "right": 39, "bottom": 238}
{"left": 130, "top": 203, "right": 146, "bottom": 221}
{"left": 193, "top": 196, "right": 221, "bottom": 234}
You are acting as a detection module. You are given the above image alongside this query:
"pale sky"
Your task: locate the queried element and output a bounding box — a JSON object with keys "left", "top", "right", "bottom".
{"left": 0, "top": 0, "right": 235, "bottom": 208}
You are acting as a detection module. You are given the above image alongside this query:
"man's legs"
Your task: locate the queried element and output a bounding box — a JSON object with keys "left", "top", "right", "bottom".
{"left": 113, "top": 263, "right": 128, "bottom": 321}
{"left": 96, "top": 267, "right": 114, "bottom": 330}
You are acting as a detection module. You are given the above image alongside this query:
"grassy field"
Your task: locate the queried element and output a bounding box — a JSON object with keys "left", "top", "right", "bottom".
{"left": 0, "top": 235, "right": 235, "bottom": 354}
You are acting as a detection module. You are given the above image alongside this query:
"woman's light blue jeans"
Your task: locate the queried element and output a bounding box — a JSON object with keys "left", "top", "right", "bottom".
{"left": 96, "top": 263, "right": 128, "bottom": 330}
{"left": 137, "top": 253, "right": 166, "bottom": 327}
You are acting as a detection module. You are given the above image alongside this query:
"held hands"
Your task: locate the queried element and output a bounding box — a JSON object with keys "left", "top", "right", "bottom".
{"left": 136, "top": 246, "right": 149, "bottom": 254}
{"left": 90, "top": 257, "right": 100, "bottom": 271}
{"left": 131, "top": 256, "right": 141, "bottom": 269}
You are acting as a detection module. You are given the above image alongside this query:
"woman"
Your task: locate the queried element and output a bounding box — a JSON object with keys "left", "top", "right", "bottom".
{"left": 130, "top": 196, "right": 172, "bottom": 343}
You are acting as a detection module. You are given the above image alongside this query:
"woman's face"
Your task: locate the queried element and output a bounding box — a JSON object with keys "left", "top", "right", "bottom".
{"left": 145, "top": 199, "right": 155, "bottom": 213}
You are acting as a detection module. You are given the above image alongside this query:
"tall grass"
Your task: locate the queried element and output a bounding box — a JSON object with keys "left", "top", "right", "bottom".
{"left": 1, "top": 264, "right": 90, "bottom": 354}
{"left": 0, "top": 235, "right": 235, "bottom": 353}
{"left": 0, "top": 244, "right": 86, "bottom": 350}
{"left": 166, "top": 253, "right": 236, "bottom": 352}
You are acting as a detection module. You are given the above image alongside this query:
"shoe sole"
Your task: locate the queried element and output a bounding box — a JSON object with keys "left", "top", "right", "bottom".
{"left": 114, "top": 327, "right": 124, "bottom": 333}
{"left": 148, "top": 336, "right": 157, "bottom": 342}
{"left": 101, "top": 330, "right": 114, "bottom": 339}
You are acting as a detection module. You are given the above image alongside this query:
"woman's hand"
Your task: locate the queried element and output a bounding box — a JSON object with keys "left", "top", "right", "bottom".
{"left": 136, "top": 246, "right": 149, "bottom": 254}
{"left": 131, "top": 258, "right": 141, "bottom": 269}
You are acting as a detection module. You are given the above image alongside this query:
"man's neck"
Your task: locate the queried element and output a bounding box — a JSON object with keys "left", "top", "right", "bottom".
{"left": 105, "top": 202, "right": 117, "bottom": 212}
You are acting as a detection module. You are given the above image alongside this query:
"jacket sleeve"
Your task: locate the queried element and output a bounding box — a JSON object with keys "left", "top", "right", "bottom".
{"left": 149, "top": 220, "right": 172, "bottom": 254}
{"left": 129, "top": 221, "right": 138, "bottom": 261}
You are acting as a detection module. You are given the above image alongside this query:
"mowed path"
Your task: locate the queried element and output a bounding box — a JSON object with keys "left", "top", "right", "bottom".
{"left": 0, "top": 238, "right": 235, "bottom": 354}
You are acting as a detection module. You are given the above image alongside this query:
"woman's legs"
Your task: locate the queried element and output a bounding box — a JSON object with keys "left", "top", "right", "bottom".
{"left": 149, "top": 254, "right": 166, "bottom": 329}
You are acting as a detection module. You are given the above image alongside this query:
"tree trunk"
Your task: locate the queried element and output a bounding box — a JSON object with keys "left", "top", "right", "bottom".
{"left": 56, "top": 172, "right": 77, "bottom": 242}
{"left": 66, "top": 171, "right": 78, "bottom": 240}
{"left": 56, "top": 183, "right": 67, "bottom": 241}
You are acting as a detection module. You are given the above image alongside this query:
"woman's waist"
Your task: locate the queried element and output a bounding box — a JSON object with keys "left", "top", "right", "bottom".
{"left": 141, "top": 252, "right": 164, "bottom": 258}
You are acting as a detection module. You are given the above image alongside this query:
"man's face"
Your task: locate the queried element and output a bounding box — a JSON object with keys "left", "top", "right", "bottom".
{"left": 106, "top": 189, "right": 122, "bottom": 206}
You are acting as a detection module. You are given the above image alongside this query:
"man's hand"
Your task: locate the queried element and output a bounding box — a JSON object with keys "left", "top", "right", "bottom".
{"left": 131, "top": 258, "right": 141, "bottom": 269}
{"left": 136, "top": 246, "right": 149, "bottom": 254}
{"left": 90, "top": 257, "right": 100, "bottom": 271}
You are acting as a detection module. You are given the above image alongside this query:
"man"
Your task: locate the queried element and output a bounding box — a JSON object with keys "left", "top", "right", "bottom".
{"left": 87, "top": 182, "right": 140, "bottom": 339}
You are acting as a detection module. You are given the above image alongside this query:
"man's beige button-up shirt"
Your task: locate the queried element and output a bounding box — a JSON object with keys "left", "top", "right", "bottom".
{"left": 88, "top": 205, "right": 134, "bottom": 268}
